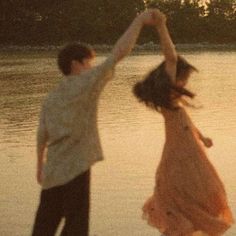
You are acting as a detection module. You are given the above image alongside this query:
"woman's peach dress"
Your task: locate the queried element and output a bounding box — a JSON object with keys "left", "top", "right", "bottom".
{"left": 142, "top": 107, "right": 234, "bottom": 236}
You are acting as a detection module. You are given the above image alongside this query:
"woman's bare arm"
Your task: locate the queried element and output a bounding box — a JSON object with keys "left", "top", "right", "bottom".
{"left": 155, "top": 13, "right": 178, "bottom": 82}
{"left": 195, "top": 126, "right": 213, "bottom": 148}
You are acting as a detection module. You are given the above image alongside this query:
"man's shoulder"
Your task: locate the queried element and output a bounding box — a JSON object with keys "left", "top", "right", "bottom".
{"left": 42, "top": 83, "right": 63, "bottom": 107}
{"left": 87, "top": 54, "right": 116, "bottom": 79}
{"left": 97, "top": 54, "right": 116, "bottom": 71}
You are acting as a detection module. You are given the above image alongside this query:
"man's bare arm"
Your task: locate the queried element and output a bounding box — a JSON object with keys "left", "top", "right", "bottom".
{"left": 112, "top": 9, "right": 159, "bottom": 63}
{"left": 36, "top": 108, "right": 48, "bottom": 185}
{"left": 37, "top": 143, "right": 46, "bottom": 184}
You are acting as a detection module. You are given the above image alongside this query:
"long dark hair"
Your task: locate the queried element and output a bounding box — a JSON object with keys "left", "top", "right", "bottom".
{"left": 133, "top": 55, "right": 198, "bottom": 111}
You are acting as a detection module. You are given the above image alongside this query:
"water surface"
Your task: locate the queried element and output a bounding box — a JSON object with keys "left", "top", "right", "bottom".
{"left": 0, "top": 51, "right": 235, "bottom": 235}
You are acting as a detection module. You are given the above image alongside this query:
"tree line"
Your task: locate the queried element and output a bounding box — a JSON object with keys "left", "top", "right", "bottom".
{"left": 0, "top": 0, "right": 235, "bottom": 45}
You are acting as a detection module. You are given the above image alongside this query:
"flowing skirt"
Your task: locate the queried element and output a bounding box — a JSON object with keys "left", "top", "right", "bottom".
{"left": 142, "top": 144, "right": 234, "bottom": 236}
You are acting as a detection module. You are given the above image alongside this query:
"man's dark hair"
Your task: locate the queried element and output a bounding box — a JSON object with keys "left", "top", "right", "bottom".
{"left": 57, "top": 43, "right": 95, "bottom": 75}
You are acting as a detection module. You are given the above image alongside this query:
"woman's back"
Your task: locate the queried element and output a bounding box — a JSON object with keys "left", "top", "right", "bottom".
{"left": 161, "top": 107, "right": 200, "bottom": 150}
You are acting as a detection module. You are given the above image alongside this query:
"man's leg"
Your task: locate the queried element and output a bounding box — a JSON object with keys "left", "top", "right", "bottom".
{"left": 61, "top": 170, "right": 90, "bottom": 236}
{"left": 32, "top": 186, "right": 63, "bottom": 236}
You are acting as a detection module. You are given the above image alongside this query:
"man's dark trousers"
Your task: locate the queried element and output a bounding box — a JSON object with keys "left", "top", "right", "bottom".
{"left": 32, "top": 170, "right": 90, "bottom": 236}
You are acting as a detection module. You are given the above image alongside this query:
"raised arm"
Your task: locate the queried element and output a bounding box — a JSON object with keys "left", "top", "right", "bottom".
{"left": 81, "top": 9, "right": 161, "bottom": 93}
{"left": 155, "top": 12, "right": 178, "bottom": 82}
{"left": 112, "top": 9, "right": 159, "bottom": 63}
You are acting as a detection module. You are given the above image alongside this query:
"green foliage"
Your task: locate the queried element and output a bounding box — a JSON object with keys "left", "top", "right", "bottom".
{"left": 145, "top": 0, "right": 236, "bottom": 43}
{"left": 204, "top": 0, "right": 236, "bottom": 42}
{"left": 0, "top": 0, "right": 235, "bottom": 45}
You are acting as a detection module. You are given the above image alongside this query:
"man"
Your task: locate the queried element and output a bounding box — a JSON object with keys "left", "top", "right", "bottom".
{"left": 32, "top": 9, "right": 160, "bottom": 236}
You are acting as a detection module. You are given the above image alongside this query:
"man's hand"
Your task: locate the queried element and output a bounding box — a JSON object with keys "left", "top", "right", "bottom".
{"left": 111, "top": 8, "right": 166, "bottom": 63}
{"left": 153, "top": 10, "right": 167, "bottom": 27}
{"left": 137, "top": 9, "right": 164, "bottom": 26}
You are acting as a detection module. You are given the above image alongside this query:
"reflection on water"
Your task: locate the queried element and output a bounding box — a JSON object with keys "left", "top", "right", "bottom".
{"left": 0, "top": 52, "right": 235, "bottom": 236}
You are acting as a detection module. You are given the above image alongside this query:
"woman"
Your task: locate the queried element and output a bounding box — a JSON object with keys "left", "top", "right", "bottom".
{"left": 133, "top": 11, "right": 234, "bottom": 236}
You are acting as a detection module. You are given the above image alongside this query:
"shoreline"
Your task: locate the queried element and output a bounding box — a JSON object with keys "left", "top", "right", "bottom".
{"left": 0, "top": 43, "right": 236, "bottom": 59}
{"left": 0, "top": 43, "right": 236, "bottom": 55}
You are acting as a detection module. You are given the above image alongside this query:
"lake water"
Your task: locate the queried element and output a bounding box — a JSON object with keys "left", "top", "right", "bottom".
{"left": 0, "top": 51, "right": 235, "bottom": 236}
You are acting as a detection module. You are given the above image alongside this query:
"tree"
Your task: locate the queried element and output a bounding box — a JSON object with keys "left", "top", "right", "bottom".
{"left": 0, "top": 0, "right": 235, "bottom": 45}
{"left": 75, "top": 0, "right": 145, "bottom": 44}
{"left": 204, "top": 0, "right": 236, "bottom": 43}
{"left": 145, "top": 0, "right": 205, "bottom": 43}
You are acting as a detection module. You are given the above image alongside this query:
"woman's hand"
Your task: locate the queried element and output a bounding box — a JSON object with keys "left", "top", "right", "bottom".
{"left": 137, "top": 9, "right": 163, "bottom": 26}
{"left": 152, "top": 10, "right": 167, "bottom": 27}
{"left": 202, "top": 137, "right": 213, "bottom": 148}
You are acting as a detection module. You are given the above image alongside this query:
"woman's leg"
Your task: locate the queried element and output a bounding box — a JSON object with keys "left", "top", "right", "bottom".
{"left": 32, "top": 186, "right": 63, "bottom": 236}
{"left": 61, "top": 170, "right": 91, "bottom": 236}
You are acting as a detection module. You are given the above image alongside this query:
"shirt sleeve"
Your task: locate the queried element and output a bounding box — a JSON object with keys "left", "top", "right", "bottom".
{"left": 92, "top": 54, "right": 116, "bottom": 79}
{"left": 37, "top": 105, "right": 48, "bottom": 148}
{"left": 75, "top": 54, "right": 116, "bottom": 94}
